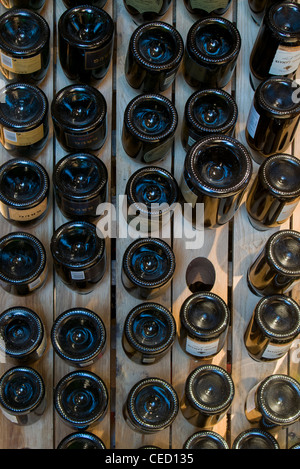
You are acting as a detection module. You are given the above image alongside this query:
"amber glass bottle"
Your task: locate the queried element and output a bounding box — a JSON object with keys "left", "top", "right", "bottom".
{"left": 181, "top": 89, "right": 238, "bottom": 152}
{"left": 124, "top": 0, "right": 172, "bottom": 24}
{"left": 122, "top": 94, "right": 178, "bottom": 164}
{"left": 125, "top": 21, "right": 183, "bottom": 93}
{"left": 250, "top": 2, "right": 300, "bottom": 89}
{"left": 0, "top": 8, "right": 50, "bottom": 84}
{"left": 183, "top": 0, "right": 232, "bottom": 19}
{"left": 183, "top": 17, "right": 241, "bottom": 89}
{"left": 246, "top": 154, "right": 300, "bottom": 230}
{"left": 180, "top": 135, "right": 252, "bottom": 229}
{"left": 58, "top": 5, "right": 114, "bottom": 85}
{"left": 247, "top": 230, "right": 300, "bottom": 296}
{"left": 244, "top": 295, "right": 300, "bottom": 362}
{"left": 245, "top": 77, "right": 300, "bottom": 164}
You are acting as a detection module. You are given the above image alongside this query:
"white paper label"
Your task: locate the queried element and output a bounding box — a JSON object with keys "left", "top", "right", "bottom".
{"left": 186, "top": 336, "right": 219, "bottom": 357}
{"left": 71, "top": 271, "right": 85, "bottom": 280}
{"left": 277, "top": 201, "right": 299, "bottom": 223}
{"left": 269, "top": 46, "right": 300, "bottom": 76}
{"left": 125, "top": 0, "right": 163, "bottom": 14}
{"left": 262, "top": 342, "right": 292, "bottom": 360}
{"left": 190, "top": 0, "right": 229, "bottom": 12}
{"left": 246, "top": 102, "right": 261, "bottom": 139}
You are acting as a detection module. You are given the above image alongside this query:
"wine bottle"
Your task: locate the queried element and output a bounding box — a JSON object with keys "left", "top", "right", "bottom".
{"left": 0, "top": 158, "right": 50, "bottom": 226}
{"left": 183, "top": 0, "right": 232, "bottom": 19}
{"left": 122, "top": 302, "right": 176, "bottom": 365}
{"left": 232, "top": 428, "right": 280, "bottom": 449}
{"left": 50, "top": 220, "right": 106, "bottom": 294}
{"left": 123, "top": 377, "right": 179, "bottom": 433}
{"left": 121, "top": 237, "right": 175, "bottom": 300}
{"left": 245, "top": 77, "right": 300, "bottom": 164}
{"left": 122, "top": 94, "right": 178, "bottom": 164}
{"left": 0, "top": 231, "right": 47, "bottom": 296}
{"left": 244, "top": 295, "right": 300, "bottom": 362}
{"left": 250, "top": 2, "right": 300, "bottom": 89}
{"left": 180, "top": 135, "right": 252, "bottom": 229}
{"left": 54, "top": 370, "right": 108, "bottom": 430}
{"left": 51, "top": 84, "right": 107, "bottom": 153}
{"left": 248, "top": 0, "right": 289, "bottom": 25}
{"left": 0, "top": 306, "right": 46, "bottom": 364}
{"left": 0, "top": 8, "right": 50, "bottom": 84}
{"left": 182, "top": 89, "right": 238, "bottom": 152}
{"left": 246, "top": 154, "right": 300, "bottom": 230}
{"left": 57, "top": 431, "right": 106, "bottom": 449}
{"left": 245, "top": 374, "right": 300, "bottom": 431}
{"left": 53, "top": 152, "right": 108, "bottom": 222}
{"left": 0, "top": 0, "right": 46, "bottom": 11}
{"left": 179, "top": 292, "right": 230, "bottom": 360}
{"left": 62, "top": 0, "right": 107, "bottom": 8}
{"left": 181, "top": 364, "right": 235, "bottom": 428}
{"left": 0, "top": 83, "right": 49, "bottom": 159}
{"left": 124, "top": 166, "right": 179, "bottom": 233}
{"left": 183, "top": 17, "right": 241, "bottom": 89}
{"left": 185, "top": 257, "right": 216, "bottom": 293}
{"left": 51, "top": 307, "right": 106, "bottom": 367}
{"left": 247, "top": 229, "right": 300, "bottom": 296}
{"left": 0, "top": 366, "right": 46, "bottom": 425}
{"left": 58, "top": 5, "right": 114, "bottom": 85}
{"left": 183, "top": 431, "right": 229, "bottom": 449}
{"left": 125, "top": 21, "right": 183, "bottom": 93}
{"left": 124, "top": 0, "right": 172, "bottom": 24}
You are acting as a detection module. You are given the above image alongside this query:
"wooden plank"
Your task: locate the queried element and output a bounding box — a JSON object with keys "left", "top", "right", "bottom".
{"left": 0, "top": 1, "right": 54, "bottom": 449}
{"left": 52, "top": 0, "right": 113, "bottom": 449}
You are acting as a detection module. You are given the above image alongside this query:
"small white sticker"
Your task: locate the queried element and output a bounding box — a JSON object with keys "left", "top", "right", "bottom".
{"left": 246, "top": 102, "right": 261, "bottom": 139}
{"left": 71, "top": 271, "right": 85, "bottom": 280}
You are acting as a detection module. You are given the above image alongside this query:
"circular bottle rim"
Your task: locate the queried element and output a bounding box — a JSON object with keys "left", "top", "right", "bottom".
{"left": 50, "top": 220, "right": 106, "bottom": 270}
{"left": 125, "top": 166, "right": 179, "bottom": 216}
{"left": 257, "top": 374, "right": 300, "bottom": 425}
{"left": 54, "top": 370, "right": 108, "bottom": 426}
{"left": 53, "top": 152, "right": 108, "bottom": 201}
{"left": 0, "top": 306, "right": 44, "bottom": 358}
{"left": 187, "top": 16, "right": 241, "bottom": 64}
{"left": 57, "top": 431, "right": 106, "bottom": 449}
{"left": 232, "top": 427, "right": 280, "bottom": 449}
{"left": 51, "top": 84, "right": 107, "bottom": 132}
{"left": 58, "top": 5, "right": 114, "bottom": 49}
{"left": 122, "top": 237, "right": 176, "bottom": 289}
{"left": 256, "top": 77, "right": 300, "bottom": 118}
{"left": 124, "top": 302, "right": 176, "bottom": 355}
{"left": 0, "top": 366, "right": 45, "bottom": 414}
{"left": 180, "top": 291, "right": 230, "bottom": 340}
{"left": 126, "top": 377, "right": 179, "bottom": 431}
{"left": 185, "top": 89, "right": 238, "bottom": 134}
{"left": 0, "top": 158, "right": 49, "bottom": 209}
{"left": 0, "top": 83, "right": 48, "bottom": 130}
{"left": 185, "top": 134, "right": 253, "bottom": 197}
{"left": 124, "top": 93, "right": 178, "bottom": 143}
{"left": 183, "top": 430, "right": 229, "bottom": 450}
{"left": 260, "top": 153, "right": 300, "bottom": 199}
{"left": 266, "top": 2, "right": 300, "bottom": 42}
{"left": 129, "top": 20, "right": 184, "bottom": 71}
{"left": 185, "top": 364, "right": 235, "bottom": 414}
{"left": 51, "top": 307, "right": 106, "bottom": 364}
{"left": 0, "top": 8, "right": 50, "bottom": 55}
{"left": 254, "top": 294, "right": 300, "bottom": 340}
{"left": 0, "top": 231, "right": 47, "bottom": 284}
{"left": 266, "top": 229, "right": 300, "bottom": 276}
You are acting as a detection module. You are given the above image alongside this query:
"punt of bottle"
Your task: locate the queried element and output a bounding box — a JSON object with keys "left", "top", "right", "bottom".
{"left": 53, "top": 152, "right": 108, "bottom": 222}
{"left": 247, "top": 229, "right": 300, "bottom": 296}
{"left": 50, "top": 220, "right": 106, "bottom": 294}
{"left": 123, "top": 377, "right": 179, "bottom": 433}
{"left": 0, "top": 366, "right": 46, "bottom": 425}
{"left": 51, "top": 84, "right": 107, "bottom": 154}
{"left": 183, "top": 16, "right": 241, "bottom": 89}
{"left": 183, "top": 431, "right": 229, "bottom": 449}
{"left": 232, "top": 428, "right": 280, "bottom": 449}
{"left": 58, "top": 5, "right": 114, "bottom": 85}
{"left": 0, "top": 231, "right": 47, "bottom": 296}
{"left": 51, "top": 308, "right": 106, "bottom": 368}
{"left": 121, "top": 237, "right": 176, "bottom": 300}
{"left": 57, "top": 431, "right": 106, "bottom": 449}
{"left": 0, "top": 8, "right": 50, "bottom": 84}
{"left": 125, "top": 21, "right": 183, "bottom": 93}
